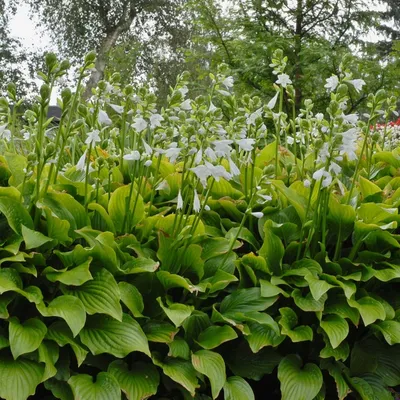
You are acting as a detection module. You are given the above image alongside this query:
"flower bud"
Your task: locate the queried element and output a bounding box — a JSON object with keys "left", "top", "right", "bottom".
{"left": 40, "top": 84, "right": 51, "bottom": 100}
{"left": 45, "top": 143, "right": 56, "bottom": 157}
{"left": 84, "top": 51, "right": 96, "bottom": 64}
{"left": 59, "top": 59, "right": 70, "bottom": 71}
{"left": 45, "top": 52, "right": 58, "bottom": 70}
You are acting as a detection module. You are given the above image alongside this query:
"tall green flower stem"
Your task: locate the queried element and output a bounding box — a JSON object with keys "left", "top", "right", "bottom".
{"left": 83, "top": 143, "right": 93, "bottom": 210}
{"left": 274, "top": 87, "right": 284, "bottom": 179}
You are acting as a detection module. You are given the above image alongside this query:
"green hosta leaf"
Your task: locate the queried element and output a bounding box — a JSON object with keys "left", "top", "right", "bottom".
{"left": 143, "top": 321, "right": 178, "bottom": 343}
{"left": 108, "top": 360, "right": 160, "bottom": 400}
{"left": 361, "top": 373, "right": 394, "bottom": 400}
{"left": 304, "top": 274, "right": 334, "bottom": 301}
{"left": 153, "top": 355, "right": 199, "bottom": 397}
{"left": 0, "top": 196, "right": 33, "bottom": 234}
{"left": 324, "top": 296, "right": 360, "bottom": 326}
{"left": 241, "top": 253, "right": 269, "bottom": 274}
{"left": 37, "top": 295, "right": 86, "bottom": 337}
{"left": 223, "top": 376, "right": 255, "bottom": 400}
{"left": 4, "top": 153, "right": 27, "bottom": 186}
{"left": 108, "top": 184, "right": 145, "bottom": 233}
{"left": 359, "top": 176, "right": 382, "bottom": 199}
{"left": 63, "top": 268, "right": 122, "bottom": 321}
{"left": 0, "top": 357, "right": 44, "bottom": 400}
{"left": 371, "top": 320, "right": 400, "bottom": 345}
{"left": 9, "top": 317, "right": 47, "bottom": 359}
{"left": 197, "top": 325, "right": 238, "bottom": 349}
{"left": 80, "top": 314, "right": 150, "bottom": 358}
{"left": 44, "top": 379, "right": 74, "bottom": 400}
{"left": 46, "top": 321, "right": 88, "bottom": 366}
{"left": 88, "top": 203, "right": 116, "bottom": 234}
{"left": 226, "top": 342, "right": 281, "bottom": 381}
{"left": 43, "top": 206, "right": 72, "bottom": 245}
{"left": 320, "top": 338, "right": 350, "bottom": 362}
{"left": 220, "top": 288, "right": 278, "bottom": 318}
{"left": 260, "top": 279, "right": 290, "bottom": 298}
{"left": 157, "top": 271, "right": 202, "bottom": 293}
{"left": 183, "top": 312, "right": 212, "bottom": 345}
{"left": 38, "top": 341, "right": 59, "bottom": 381}
{"left": 245, "top": 322, "right": 285, "bottom": 352}
{"left": 118, "top": 282, "right": 144, "bottom": 318}
{"left": 21, "top": 225, "right": 52, "bottom": 249}
{"left": 192, "top": 350, "right": 226, "bottom": 399}
{"left": 168, "top": 337, "right": 190, "bottom": 360}
{"left": 320, "top": 315, "right": 349, "bottom": 349}
{"left": 0, "top": 293, "right": 15, "bottom": 319}
{"left": 279, "top": 308, "right": 313, "bottom": 342}
{"left": 68, "top": 372, "right": 120, "bottom": 400}
{"left": 321, "top": 360, "right": 351, "bottom": 400}
{"left": 292, "top": 289, "right": 327, "bottom": 312}
{"left": 42, "top": 258, "right": 93, "bottom": 286}
{"left": 120, "top": 257, "right": 159, "bottom": 275}
{"left": 259, "top": 220, "right": 284, "bottom": 275}
{"left": 207, "top": 270, "right": 238, "bottom": 294}
{"left": 347, "top": 296, "right": 386, "bottom": 326}
{"left": 157, "top": 298, "right": 194, "bottom": 327}
{"left": 278, "top": 355, "right": 323, "bottom": 400}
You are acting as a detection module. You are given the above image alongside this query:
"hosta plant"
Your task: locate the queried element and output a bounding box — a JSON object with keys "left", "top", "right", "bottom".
{"left": 0, "top": 50, "right": 399, "bottom": 399}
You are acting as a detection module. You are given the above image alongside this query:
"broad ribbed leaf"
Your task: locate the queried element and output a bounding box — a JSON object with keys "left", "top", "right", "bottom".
{"left": 21, "top": 225, "right": 52, "bottom": 249}
{"left": 348, "top": 297, "right": 386, "bottom": 326}
{"left": 197, "top": 325, "right": 238, "bottom": 349}
{"left": 259, "top": 220, "right": 284, "bottom": 275}
{"left": 46, "top": 321, "right": 88, "bottom": 366}
{"left": 320, "top": 315, "right": 349, "bottom": 349}
{"left": 63, "top": 268, "right": 122, "bottom": 321}
{"left": 226, "top": 342, "right": 281, "bottom": 380}
{"left": 157, "top": 298, "right": 194, "bottom": 327}
{"left": 108, "top": 360, "right": 160, "bottom": 400}
{"left": 371, "top": 320, "right": 400, "bottom": 345}
{"left": 245, "top": 322, "right": 284, "bottom": 352}
{"left": 9, "top": 317, "right": 47, "bottom": 359}
{"left": 220, "top": 288, "right": 278, "bottom": 317}
{"left": 79, "top": 314, "right": 150, "bottom": 358}
{"left": 68, "top": 372, "right": 120, "bottom": 400}
{"left": 42, "top": 258, "right": 93, "bottom": 286}
{"left": 223, "top": 376, "right": 255, "bottom": 400}
{"left": 292, "top": 289, "right": 327, "bottom": 312}
{"left": 279, "top": 308, "right": 313, "bottom": 342}
{"left": 38, "top": 341, "right": 59, "bottom": 381}
{"left": 324, "top": 296, "right": 360, "bottom": 326}
{"left": 192, "top": 350, "right": 226, "bottom": 399}
{"left": 0, "top": 357, "right": 44, "bottom": 400}
{"left": 37, "top": 295, "right": 86, "bottom": 337}
{"left": 260, "top": 279, "right": 289, "bottom": 298}
{"left": 305, "top": 274, "right": 334, "bottom": 301}
{"left": 168, "top": 337, "right": 190, "bottom": 360}
{"left": 320, "top": 337, "right": 350, "bottom": 362}
{"left": 143, "top": 321, "right": 178, "bottom": 343}
{"left": 278, "top": 355, "right": 323, "bottom": 400}
{"left": 118, "top": 282, "right": 144, "bottom": 318}
{"left": 108, "top": 185, "right": 145, "bottom": 233}
{"left": 153, "top": 355, "right": 199, "bottom": 396}
{"left": 44, "top": 379, "right": 73, "bottom": 400}
{"left": 321, "top": 360, "right": 351, "bottom": 400}
{"left": 0, "top": 196, "right": 33, "bottom": 234}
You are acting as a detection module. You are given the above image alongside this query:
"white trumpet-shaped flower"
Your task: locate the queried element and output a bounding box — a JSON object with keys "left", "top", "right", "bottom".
{"left": 193, "top": 189, "right": 201, "bottom": 213}
{"left": 177, "top": 190, "right": 184, "bottom": 210}
{"left": 123, "top": 150, "right": 141, "bottom": 161}
{"left": 76, "top": 150, "right": 87, "bottom": 171}
{"left": 85, "top": 130, "right": 101, "bottom": 145}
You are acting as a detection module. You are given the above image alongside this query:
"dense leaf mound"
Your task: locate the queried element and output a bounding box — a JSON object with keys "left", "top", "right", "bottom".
{"left": 0, "top": 51, "right": 399, "bottom": 399}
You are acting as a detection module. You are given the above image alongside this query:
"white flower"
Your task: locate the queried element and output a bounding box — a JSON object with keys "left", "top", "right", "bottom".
{"left": 222, "top": 76, "right": 234, "bottom": 89}
{"left": 304, "top": 179, "right": 311, "bottom": 188}
{"left": 195, "top": 148, "right": 203, "bottom": 165}
{"left": 180, "top": 99, "right": 192, "bottom": 111}
{"left": 287, "top": 136, "right": 294, "bottom": 145}
{"left": 204, "top": 161, "right": 232, "bottom": 182}
{"left": 228, "top": 157, "right": 240, "bottom": 176}
{"left": 251, "top": 212, "right": 264, "bottom": 219}
{"left": 317, "top": 142, "right": 330, "bottom": 163}
{"left": 23, "top": 131, "right": 30, "bottom": 140}
{"left": 209, "top": 102, "right": 217, "bottom": 112}
{"left": 179, "top": 86, "right": 188, "bottom": 96}
{"left": 340, "top": 128, "right": 358, "bottom": 161}
{"left": 236, "top": 138, "right": 256, "bottom": 152}
{"left": 313, "top": 168, "right": 332, "bottom": 188}
{"left": 85, "top": 130, "right": 101, "bottom": 145}
{"left": 204, "top": 205, "right": 210, "bottom": 211}
{"left": 315, "top": 113, "right": 324, "bottom": 121}
{"left": 150, "top": 113, "right": 164, "bottom": 129}
{"left": 76, "top": 150, "right": 87, "bottom": 171}
{"left": 190, "top": 165, "right": 211, "bottom": 187}
{"left": 98, "top": 109, "right": 112, "bottom": 125}
{"left": 267, "top": 91, "right": 279, "bottom": 110}
{"left": 205, "top": 147, "right": 217, "bottom": 162}
{"left": 144, "top": 160, "right": 152, "bottom": 167}
{"left": 177, "top": 190, "right": 183, "bottom": 210}
{"left": 329, "top": 161, "right": 342, "bottom": 175}
{"left": 123, "top": 150, "right": 141, "bottom": 161}
{"left": 165, "top": 145, "right": 181, "bottom": 163}
{"left": 142, "top": 139, "right": 153, "bottom": 156}
{"left": 325, "top": 75, "right": 339, "bottom": 92}
{"left": 257, "top": 193, "right": 272, "bottom": 202}
{"left": 343, "top": 113, "right": 359, "bottom": 125}
{"left": 133, "top": 117, "right": 147, "bottom": 133}
{"left": 109, "top": 104, "right": 124, "bottom": 114}
{"left": 247, "top": 108, "right": 263, "bottom": 125}
{"left": 276, "top": 73, "right": 292, "bottom": 88}
{"left": 213, "top": 140, "right": 232, "bottom": 157}
{"left": 348, "top": 79, "right": 365, "bottom": 93}
{"left": 193, "top": 189, "right": 201, "bottom": 213}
